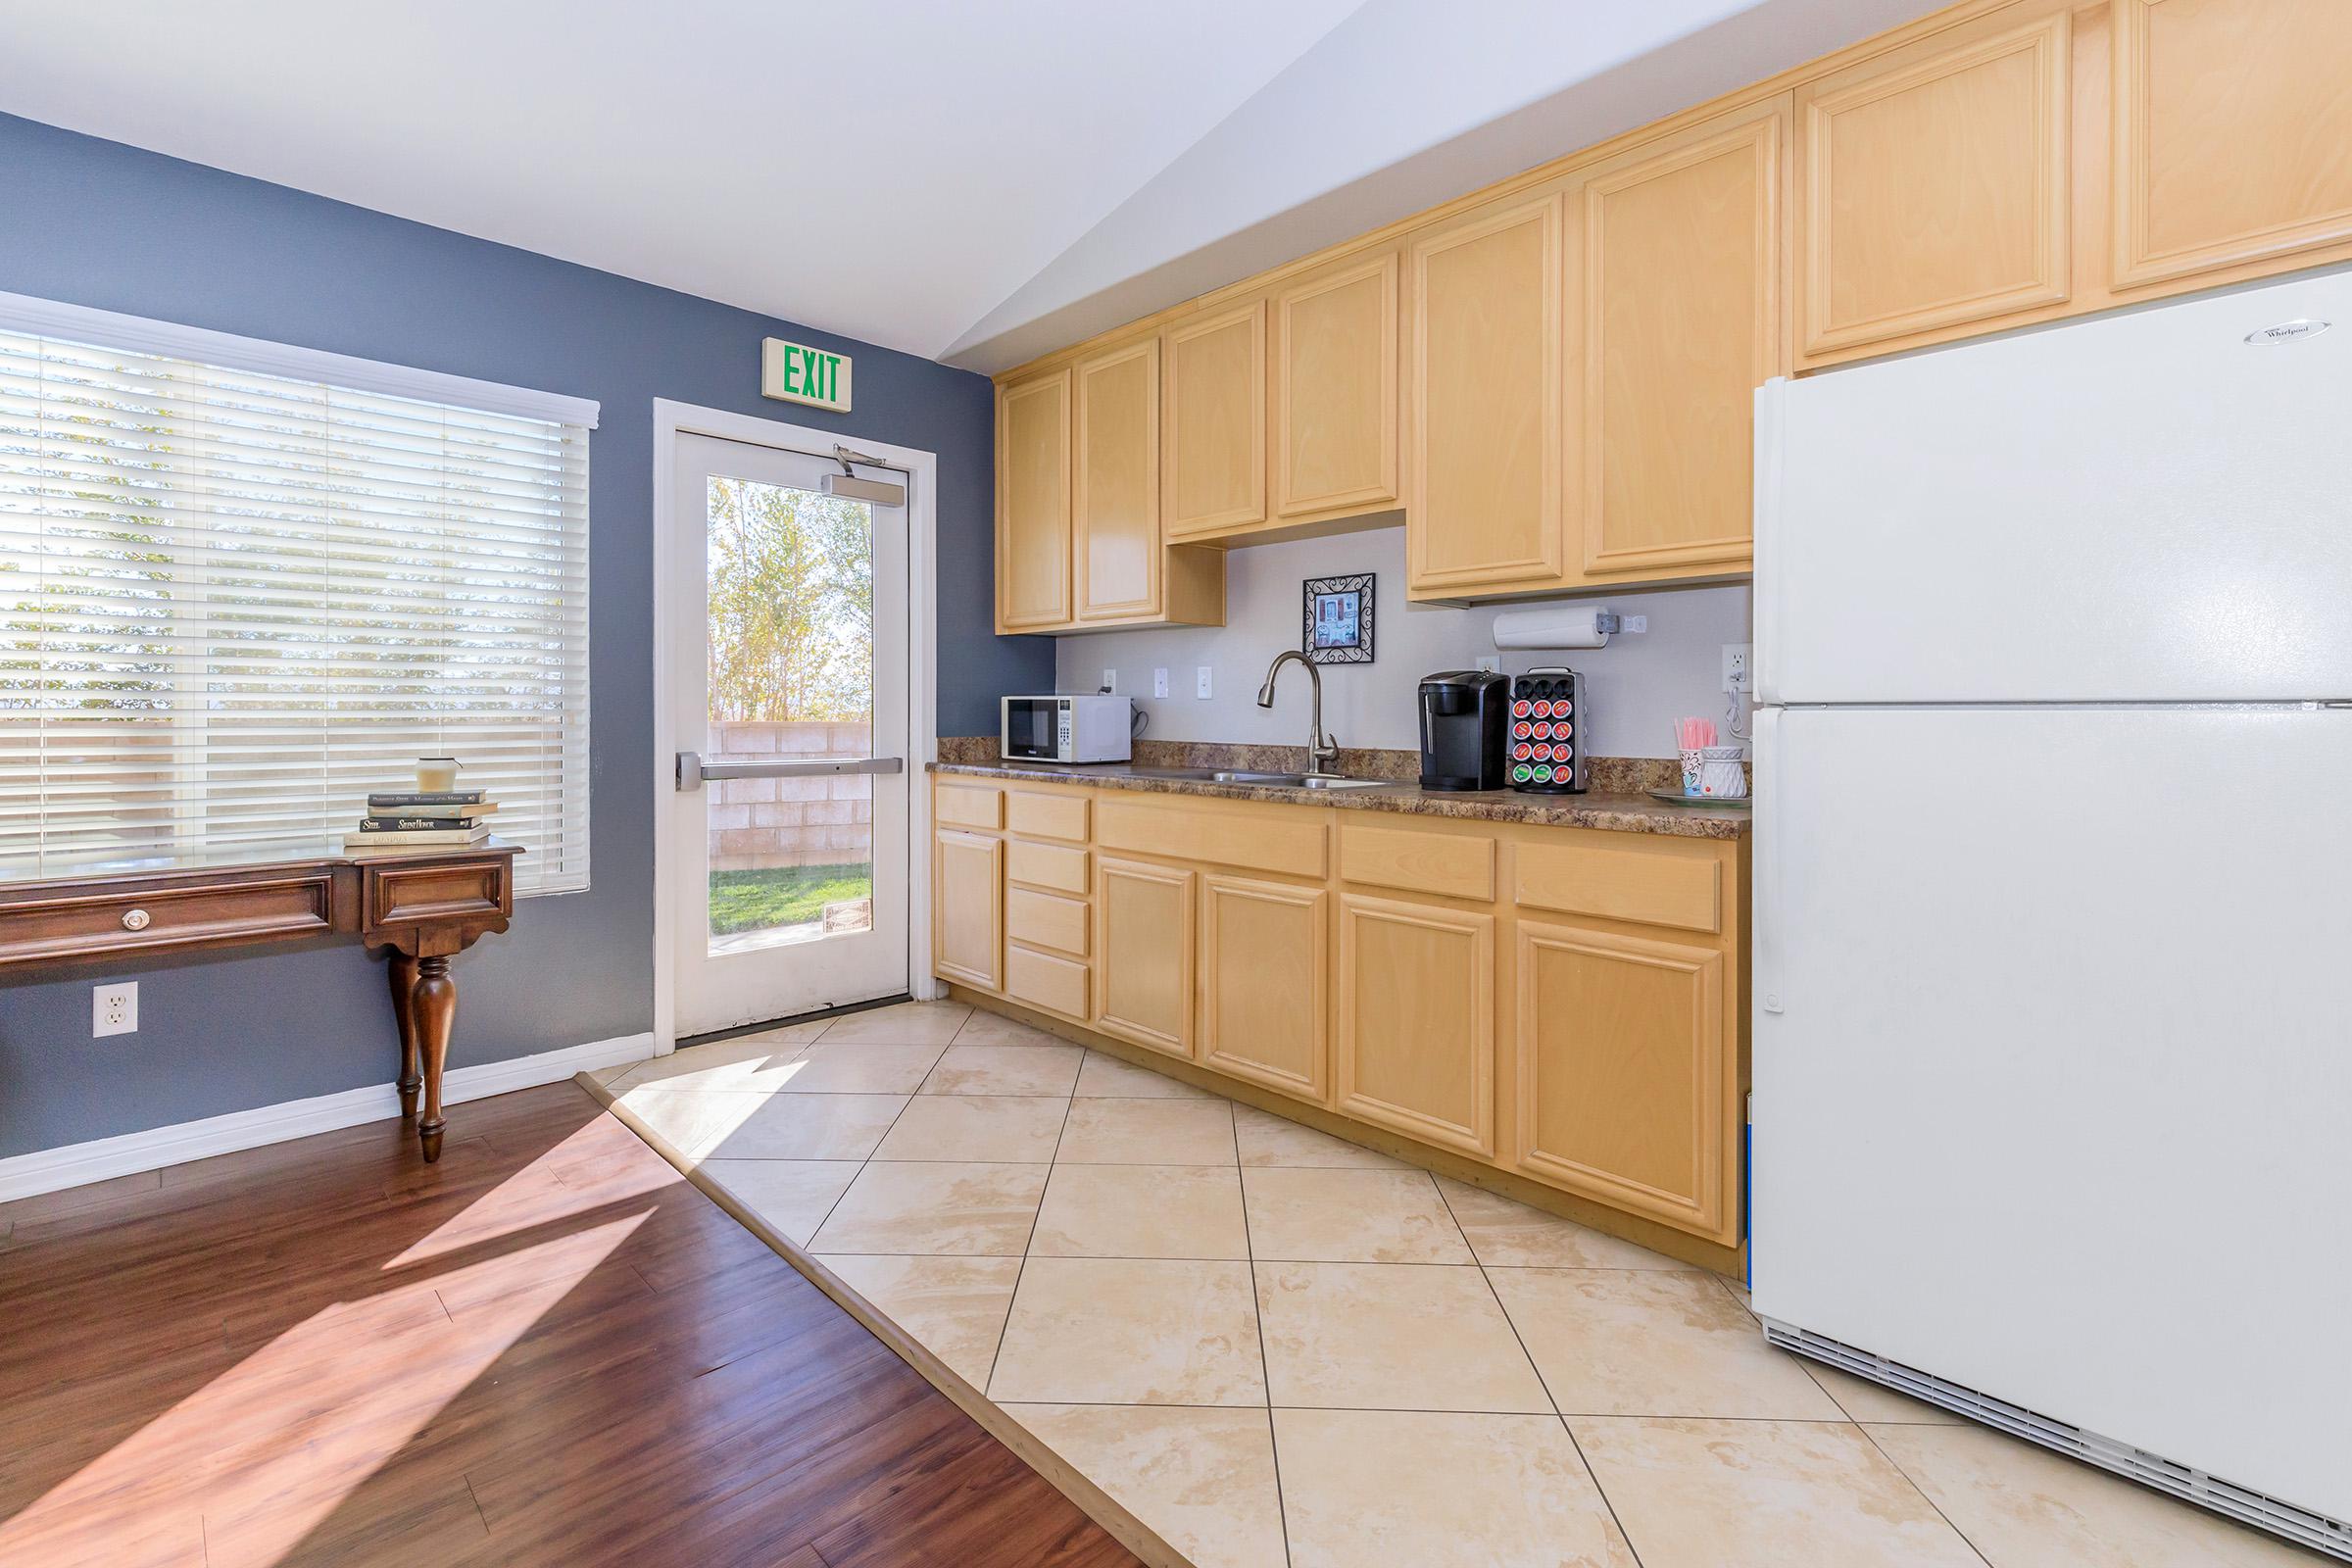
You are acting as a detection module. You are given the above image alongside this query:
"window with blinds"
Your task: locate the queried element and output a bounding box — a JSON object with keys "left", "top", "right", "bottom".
{"left": 0, "top": 300, "right": 594, "bottom": 892}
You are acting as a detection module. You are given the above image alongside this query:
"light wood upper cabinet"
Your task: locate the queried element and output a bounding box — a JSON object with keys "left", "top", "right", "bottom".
{"left": 1162, "top": 301, "right": 1266, "bottom": 539}
{"left": 1094, "top": 856, "right": 1196, "bottom": 1060}
{"left": 994, "top": 368, "right": 1071, "bottom": 632}
{"left": 1571, "top": 97, "right": 1786, "bottom": 577}
{"left": 1336, "top": 893, "right": 1495, "bottom": 1156}
{"left": 2112, "top": 0, "right": 2352, "bottom": 291}
{"left": 1513, "top": 919, "right": 1735, "bottom": 1245}
{"left": 934, "top": 828, "right": 1004, "bottom": 993}
{"left": 1200, "top": 874, "right": 1329, "bottom": 1102}
{"left": 1273, "top": 250, "right": 1400, "bottom": 521}
{"left": 1073, "top": 337, "right": 1162, "bottom": 621}
{"left": 1406, "top": 194, "right": 1565, "bottom": 595}
{"left": 1796, "top": 8, "right": 2072, "bottom": 361}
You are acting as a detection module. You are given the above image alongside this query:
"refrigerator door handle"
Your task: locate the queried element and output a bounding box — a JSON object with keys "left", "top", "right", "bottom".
{"left": 1752, "top": 378, "right": 1787, "bottom": 709}
{"left": 1754, "top": 706, "right": 1786, "bottom": 1015}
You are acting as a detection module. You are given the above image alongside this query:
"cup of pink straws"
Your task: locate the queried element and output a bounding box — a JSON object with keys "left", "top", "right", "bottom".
{"left": 1675, "top": 718, "right": 1746, "bottom": 798}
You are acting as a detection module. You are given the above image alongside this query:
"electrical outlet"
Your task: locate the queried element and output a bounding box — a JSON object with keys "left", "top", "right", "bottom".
{"left": 1152, "top": 667, "right": 1170, "bottom": 699}
{"left": 1722, "top": 644, "right": 1753, "bottom": 696}
{"left": 1474, "top": 655, "right": 1500, "bottom": 672}
{"left": 1624, "top": 614, "right": 1648, "bottom": 634}
{"left": 94, "top": 980, "right": 137, "bottom": 1038}
{"left": 1101, "top": 667, "right": 1117, "bottom": 694}
{"left": 1195, "top": 666, "right": 1212, "bottom": 699}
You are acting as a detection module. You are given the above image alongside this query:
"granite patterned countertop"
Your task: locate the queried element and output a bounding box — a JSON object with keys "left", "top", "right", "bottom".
{"left": 930, "top": 740, "right": 1749, "bottom": 840}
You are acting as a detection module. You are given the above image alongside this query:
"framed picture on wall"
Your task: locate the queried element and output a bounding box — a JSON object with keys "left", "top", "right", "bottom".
{"left": 1302, "top": 573, "right": 1373, "bottom": 665}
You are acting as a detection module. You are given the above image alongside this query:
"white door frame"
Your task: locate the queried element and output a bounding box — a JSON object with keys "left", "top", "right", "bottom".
{"left": 650, "top": 398, "right": 940, "bottom": 1055}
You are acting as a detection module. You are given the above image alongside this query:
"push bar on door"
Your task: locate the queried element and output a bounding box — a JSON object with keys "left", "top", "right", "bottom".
{"left": 674, "top": 753, "right": 906, "bottom": 791}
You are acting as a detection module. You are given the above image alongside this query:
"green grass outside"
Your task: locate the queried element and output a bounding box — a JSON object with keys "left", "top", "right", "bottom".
{"left": 709, "top": 862, "right": 872, "bottom": 936}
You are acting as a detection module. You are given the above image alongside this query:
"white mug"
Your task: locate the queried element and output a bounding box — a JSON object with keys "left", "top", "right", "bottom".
{"left": 1697, "top": 745, "right": 1747, "bottom": 799}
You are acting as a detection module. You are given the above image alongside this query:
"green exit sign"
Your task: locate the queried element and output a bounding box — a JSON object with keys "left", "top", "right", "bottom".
{"left": 761, "top": 338, "right": 852, "bottom": 412}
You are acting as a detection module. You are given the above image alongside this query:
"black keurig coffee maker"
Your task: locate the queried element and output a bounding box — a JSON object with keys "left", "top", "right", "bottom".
{"left": 1417, "top": 670, "right": 1509, "bottom": 791}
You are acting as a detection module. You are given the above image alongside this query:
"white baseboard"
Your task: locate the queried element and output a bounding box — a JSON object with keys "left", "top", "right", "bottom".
{"left": 0, "top": 1032, "right": 657, "bottom": 1204}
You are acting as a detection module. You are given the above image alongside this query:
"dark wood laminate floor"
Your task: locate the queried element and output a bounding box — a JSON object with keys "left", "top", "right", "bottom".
{"left": 0, "top": 1082, "right": 1142, "bottom": 1568}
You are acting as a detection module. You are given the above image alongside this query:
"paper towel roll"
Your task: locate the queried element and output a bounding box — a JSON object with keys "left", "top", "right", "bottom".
{"left": 1492, "top": 605, "right": 1613, "bottom": 650}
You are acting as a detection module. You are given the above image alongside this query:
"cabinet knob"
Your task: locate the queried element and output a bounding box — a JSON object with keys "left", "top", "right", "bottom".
{"left": 122, "top": 907, "right": 151, "bottom": 932}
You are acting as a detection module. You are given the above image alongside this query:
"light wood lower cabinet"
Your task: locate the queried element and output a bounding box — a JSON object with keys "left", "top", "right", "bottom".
{"left": 1514, "top": 919, "right": 1735, "bottom": 1244}
{"left": 1335, "top": 894, "right": 1495, "bottom": 1157}
{"left": 1094, "top": 856, "right": 1196, "bottom": 1059}
{"left": 1199, "top": 874, "right": 1329, "bottom": 1102}
{"left": 933, "top": 828, "right": 1003, "bottom": 991}
{"left": 934, "top": 776, "right": 1747, "bottom": 1252}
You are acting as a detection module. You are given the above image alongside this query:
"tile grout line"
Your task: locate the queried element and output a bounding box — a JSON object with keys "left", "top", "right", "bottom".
{"left": 1433, "top": 1175, "right": 1653, "bottom": 1568}
{"left": 780, "top": 1023, "right": 956, "bottom": 1252}
{"left": 1846, "top": 1418, "right": 2000, "bottom": 1568}
{"left": 974, "top": 1063, "right": 1083, "bottom": 1400}
{"left": 1235, "top": 1109, "right": 1298, "bottom": 1568}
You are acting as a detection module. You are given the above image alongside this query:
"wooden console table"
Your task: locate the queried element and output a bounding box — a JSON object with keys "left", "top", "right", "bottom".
{"left": 0, "top": 840, "right": 522, "bottom": 1161}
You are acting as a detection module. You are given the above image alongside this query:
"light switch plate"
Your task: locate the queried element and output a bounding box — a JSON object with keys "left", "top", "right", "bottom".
{"left": 1196, "top": 666, "right": 1212, "bottom": 699}
{"left": 94, "top": 980, "right": 137, "bottom": 1037}
{"left": 1152, "top": 667, "right": 1170, "bottom": 699}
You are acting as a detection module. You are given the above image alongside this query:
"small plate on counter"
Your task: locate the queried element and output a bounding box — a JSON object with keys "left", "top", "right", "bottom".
{"left": 1647, "top": 789, "right": 1750, "bottom": 808}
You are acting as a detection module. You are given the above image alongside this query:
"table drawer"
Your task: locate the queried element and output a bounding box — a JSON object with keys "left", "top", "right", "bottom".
{"left": 363, "top": 856, "right": 514, "bottom": 930}
{"left": 1515, "top": 838, "right": 1721, "bottom": 934}
{"left": 1005, "top": 944, "right": 1089, "bottom": 1018}
{"left": 1006, "top": 887, "right": 1090, "bottom": 956}
{"left": 1006, "top": 839, "right": 1090, "bottom": 895}
{"left": 1007, "top": 789, "right": 1090, "bottom": 843}
{"left": 1340, "top": 823, "right": 1494, "bottom": 901}
{"left": 936, "top": 781, "right": 1005, "bottom": 829}
{"left": 0, "top": 870, "right": 339, "bottom": 967}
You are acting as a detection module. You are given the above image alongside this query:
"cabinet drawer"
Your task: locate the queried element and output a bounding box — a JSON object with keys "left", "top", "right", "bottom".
{"left": 1006, "top": 839, "right": 1090, "bottom": 895}
{"left": 1005, "top": 944, "right": 1089, "bottom": 1018}
{"left": 1096, "top": 798, "right": 1326, "bottom": 879}
{"left": 1340, "top": 823, "right": 1494, "bottom": 901}
{"left": 1006, "top": 789, "right": 1090, "bottom": 843}
{"left": 1515, "top": 839, "right": 1721, "bottom": 935}
{"left": 1006, "top": 887, "right": 1089, "bottom": 956}
{"left": 0, "top": 870, "right": 339, "bottom": 967}
{"left": 936, "top": 782, "right": 1004, "bottom": 829}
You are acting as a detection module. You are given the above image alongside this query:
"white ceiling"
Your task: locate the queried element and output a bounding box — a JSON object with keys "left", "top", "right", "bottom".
{"left": 0, "top": 0, "right": 1941, "bottom": 371}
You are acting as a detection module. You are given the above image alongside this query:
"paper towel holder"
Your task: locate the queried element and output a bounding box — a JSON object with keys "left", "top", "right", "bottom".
{"left": 1492, "top": 605, "right": 1622, "bottom": 650}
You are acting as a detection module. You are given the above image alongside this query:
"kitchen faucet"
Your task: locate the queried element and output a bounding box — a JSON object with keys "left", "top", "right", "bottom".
{"left": 1256, "top": 649, "right": 1343, "bottom": 777}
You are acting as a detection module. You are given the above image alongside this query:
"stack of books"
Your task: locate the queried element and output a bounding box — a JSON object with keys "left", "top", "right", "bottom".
{"left": 343, "top": 789, "right": 497, "bottom": 854}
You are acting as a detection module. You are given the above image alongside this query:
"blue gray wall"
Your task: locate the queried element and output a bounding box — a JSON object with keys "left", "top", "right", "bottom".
{"left": 0, "top": 113, "right": 1053, "bottom": 1158}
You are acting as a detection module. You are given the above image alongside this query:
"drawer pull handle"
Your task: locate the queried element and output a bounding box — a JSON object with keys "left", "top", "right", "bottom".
{"left": 122, "top": 907, "right": 152, "bottom": 932}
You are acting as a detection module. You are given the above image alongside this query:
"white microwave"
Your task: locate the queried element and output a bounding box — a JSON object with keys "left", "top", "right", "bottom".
{"left": 1001, "top": 695, "right": 1133, "bottom": 762}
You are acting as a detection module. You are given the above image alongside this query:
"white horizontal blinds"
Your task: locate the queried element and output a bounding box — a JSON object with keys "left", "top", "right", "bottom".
{"left": 0, "top": 326, "right": 591, "bottom": 890}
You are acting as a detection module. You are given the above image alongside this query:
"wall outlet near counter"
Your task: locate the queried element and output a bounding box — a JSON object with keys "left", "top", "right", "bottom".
{"left": 1152, "top": 667, "right": 1169, "bottom": 698}
{"left": 1722, "top": 644, "right": 1753, "bottom": 696}
{"left": 94, "top": 981, "right": 137, "bottom": 1037}
{"left": 1101, "top": 667, "right": 1117, "bottom": 694}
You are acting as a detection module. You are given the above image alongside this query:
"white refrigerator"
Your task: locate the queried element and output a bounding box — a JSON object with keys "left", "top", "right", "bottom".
{"left": 1752, "top": 268, "right": 2352, "bottom": 1556}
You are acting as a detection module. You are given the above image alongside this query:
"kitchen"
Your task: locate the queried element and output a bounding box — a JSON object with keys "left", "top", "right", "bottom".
{"left": 3, "top": 1, "right": 2346, "bottom": 1565}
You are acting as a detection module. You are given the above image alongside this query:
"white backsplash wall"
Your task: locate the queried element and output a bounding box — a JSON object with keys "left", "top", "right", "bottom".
{"left": 1052, "top": 527, "right": 1753, "bottom": 758}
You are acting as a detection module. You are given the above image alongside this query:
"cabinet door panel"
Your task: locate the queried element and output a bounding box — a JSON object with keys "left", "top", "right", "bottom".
{"left": 1095, "top": 858, "right": 1195, "bottom": 1059}
{"left": 1335, "top": 895, "right": 1494, "bottom": 1155}
{"left": 996, "top": 370, "right": 1072, "bottom": 630}
{"left": 1164, "top": 301, "right": 1266, "bottom": 538}
{"left": 1514, "top": 920, "right": 1732, "bottom": 1244}
{"left": 1796, "top": 11, "right": 2071, "bottom": 358}
{"left": 1408, "top": 196, "right": 1565, "bottom": 592}
{"left": 1574, "top": 100, "right": 1783, "bottom": 577}
{"left": 2113, "top": 0, "right": 2352, "bottom": 289}
{"left": 933, "top": 829, "right": 1003, "bottom": 992}
{"left": 1200, "top": 876, "right": 1329, "bottom": 1102}
{"left": 1074, "top": 338, "right": 1162, "bottom": 621}
{"left": 1274, "top": 252, "right": 1399, "bottom": 519}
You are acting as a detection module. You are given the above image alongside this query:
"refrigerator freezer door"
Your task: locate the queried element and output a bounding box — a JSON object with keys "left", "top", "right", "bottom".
{"left": 1752, "top": 703, "right": 2352, "bottom": 1522}
{"left": 1756, "top": 270, "right": 2352, "bottom": 706}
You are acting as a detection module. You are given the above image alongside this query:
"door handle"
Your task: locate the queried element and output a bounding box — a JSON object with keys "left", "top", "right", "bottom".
{"left": 1752, "top": 707, "right": 1786, "bottom": 1015}
{"left": 675, "top": 753, "right": 905, "bottom": 791}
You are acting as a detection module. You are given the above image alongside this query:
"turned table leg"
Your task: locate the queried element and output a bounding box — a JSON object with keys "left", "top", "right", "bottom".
{"left": 389, "top": 952, "right": 422, "bottom": 1121}
{"left": 411, "top": 955, "right": 457, "bottom": 1162}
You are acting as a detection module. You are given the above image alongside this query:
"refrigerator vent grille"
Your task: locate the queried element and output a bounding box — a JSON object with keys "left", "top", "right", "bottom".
{"left": 1763, "top": 1320, "right": 2352, "bottom": 1563}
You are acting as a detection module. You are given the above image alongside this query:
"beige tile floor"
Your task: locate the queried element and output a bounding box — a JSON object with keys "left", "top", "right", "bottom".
{"left": 603, "top": 1003, "right": 2328, "bottom": 1568}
